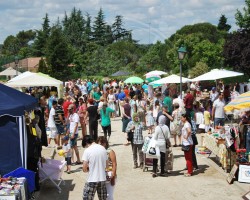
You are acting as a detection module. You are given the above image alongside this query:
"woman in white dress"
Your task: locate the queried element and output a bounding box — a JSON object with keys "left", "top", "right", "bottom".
{"left": 108, "top": 89, "right": 116, "bottom": 118}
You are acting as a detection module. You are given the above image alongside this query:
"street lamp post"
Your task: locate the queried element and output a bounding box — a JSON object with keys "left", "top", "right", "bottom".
{"left": 177, "top": 46, "right": 187, "bottom": 99}
{"left": 14, "top": 56, "right": 19, "bottom": 76}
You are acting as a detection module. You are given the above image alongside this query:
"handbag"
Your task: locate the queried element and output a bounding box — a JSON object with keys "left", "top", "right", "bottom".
{"left": 148, "top": 147, "right": 156, "bottom": 155}
{"left": 127, "top": 131, "right": 134, "bottom": 142}
{"left": 160, "top": 127, "right": 171, "bottom": 149}
{"left": 181, "top": 145, "right": 190, "bottom": 152}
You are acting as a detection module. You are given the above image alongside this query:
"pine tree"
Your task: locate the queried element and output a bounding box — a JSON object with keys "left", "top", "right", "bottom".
{"left": 45, "top": 25, "right": 72, "bottom": 81}
{"left": 33, "top": 13, "right": 51, "bottom": 56}
{"left": 217, "top": 14, "right": 231, "bottom": 32}
{"left": 38, "top": 57, "right": 48, "bottom": 74}
{"left": 112, "top": 15, "right": 129, "bottom": 41}
{"left": 83, "top": 13, "right": 92, "bottom": 42}
{"left": 92, "top": 8, "right": 107, "bottom": 45}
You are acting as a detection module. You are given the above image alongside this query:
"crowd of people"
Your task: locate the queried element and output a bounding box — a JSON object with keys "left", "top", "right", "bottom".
{"left": 28, "top": 78, "right": 249, "bottom": 200}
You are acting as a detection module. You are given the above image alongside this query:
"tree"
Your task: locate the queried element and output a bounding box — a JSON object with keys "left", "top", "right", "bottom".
{"left": 112, "top": 15, "right": 130, "bottom": 42}
{"left": 235, "top": 0, "right": 250, "bottom": 30}
{"left": 38, "top": 57, "right": 48, "bottom": 74}
{"left": 92, "top": 8, "right": 107, "bottom": 45}
{"left": 2, "top": 35, "right": 20, "bottom": 55}
{"left": 45, "top": 25, "right": 73, "bottom": 81}
{"left": 223, "top": 30, "right": 250, "bottom": 76}
{"left": 63, "top": 8, "right": 85, "bottom": 50}
{"left": 83, "top": 13, "right": 92, "bottom": 42}
{"left": 217, "top": 14, "right": 231, "bottom": 32}
{"left": 189, "top": 62, "right": 209, "bottom": 78}
{"left": 33, "top": 13, "right": 51, "bottom": 56}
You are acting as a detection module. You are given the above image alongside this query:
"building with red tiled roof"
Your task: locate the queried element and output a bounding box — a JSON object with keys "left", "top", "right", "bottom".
{"left": 3, "top": 57, "right": 42, "bottom": 72}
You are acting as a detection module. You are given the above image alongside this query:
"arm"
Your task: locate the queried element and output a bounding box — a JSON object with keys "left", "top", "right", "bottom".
{"left": 162, "top": 110, "right": 173, "bottom": 121}
{"left": 109, "top": 150, "right": 117, "bottom": 178}
{"left": 82, "top": 161, "right": 89, "bottom": 172}
{"left": 212, "top": 106, "right": 215, "bottom": 121}
{"left": 184, "top": 126, "right": 192, "bottom": 140}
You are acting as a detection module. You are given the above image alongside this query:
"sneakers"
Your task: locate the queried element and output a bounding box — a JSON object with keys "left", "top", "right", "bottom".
{"left": 184, "top": 173, "right": 192, "bottom": 177}
{"left": 152, "top": 173, "right": 157, "bottom": 178}
{"left": 139, "top": 163, "right": 143, "bottom": 169}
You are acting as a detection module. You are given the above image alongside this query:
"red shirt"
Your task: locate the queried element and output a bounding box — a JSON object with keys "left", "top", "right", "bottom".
{"left": 184, "top": 93, "right": 194, "bottom": 109}
{"left": 63, "top": 101, "right": 72, "bottom": 118}
{"left": 124, "top": 88, "right": 129, "bottom": 97}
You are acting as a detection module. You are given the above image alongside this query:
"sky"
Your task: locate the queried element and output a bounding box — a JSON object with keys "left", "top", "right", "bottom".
{"left": 0, "top": 0, "right": 246, "bottom": 44}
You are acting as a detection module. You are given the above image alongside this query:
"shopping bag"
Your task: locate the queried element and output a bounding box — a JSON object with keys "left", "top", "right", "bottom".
{"left": 146, "top": 138, "right": 160, "bottom": 159}
{"left": 142, "top": 136, "right": 151, "bottom": 153}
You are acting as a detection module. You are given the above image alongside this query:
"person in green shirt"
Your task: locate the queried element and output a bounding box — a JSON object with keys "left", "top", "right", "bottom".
{"left": 93, "top": 87, "right": 102, "bottom": 107}
{"left": 163, "top": 90, "right": 173, "bottom": 114}
{"left": 99, "top": 102, "right": 115, "bottom": 139}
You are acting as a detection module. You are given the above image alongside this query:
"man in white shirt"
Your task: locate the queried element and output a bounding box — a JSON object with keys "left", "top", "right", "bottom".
{"left": 82, "top": 135, "right": 108, "bottom": 200}
{"left": 210, "top": 87, "right": 219, "bottom": 103}
{"left": 47, "top": 100, "right": 58, "bottom": 147}
{"left": 212, "top": 92, "right": 225, "bottom": 126}
{"left": 67, "top": 104, "right": 81, "bottom": 164}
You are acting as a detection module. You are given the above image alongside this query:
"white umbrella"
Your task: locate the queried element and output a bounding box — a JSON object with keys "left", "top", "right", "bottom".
{"left": 145, "top": 70, "right": 167, "bottom": 76}
{"left": 192, "top": 69, "right": 244, "bottom": 82}
{"left": 149, "top": 74, "right": 191, "bottom": 85}
{"left": 0, "top": 67, "right": 22, "bottom": 76}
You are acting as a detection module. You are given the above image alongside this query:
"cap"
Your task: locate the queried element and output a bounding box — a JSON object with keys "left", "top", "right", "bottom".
{"left": 212, "top": 87, "right": 216, "bottom": 90}
{"left": 67, "top": 104, "right": 74, "bottom": 110}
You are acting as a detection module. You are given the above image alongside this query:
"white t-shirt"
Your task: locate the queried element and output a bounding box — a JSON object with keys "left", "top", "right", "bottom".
{"left": 63, "top": 143, "right": 72, "bottom": 158}
{"left": 69, "top": 113, "right": 80, "bottom": 134}
{"left": 82, "top": 144, "right": 108, "bottom": 182}
{"left": 182, "top": 122, "right": 193, "bottom": 146}
{"left": 48, "top": 107, "right": 56, "bottom": 128}
{"left": 213, "top": 99, "right": 225, "bottom": 118}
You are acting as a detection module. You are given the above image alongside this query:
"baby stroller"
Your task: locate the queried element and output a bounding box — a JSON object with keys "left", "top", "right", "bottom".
{"left": 142, "top": 136, "right": 154, "bottom": 172}
{"left": 39, "top": 159, "right": 67, "bottom": 193}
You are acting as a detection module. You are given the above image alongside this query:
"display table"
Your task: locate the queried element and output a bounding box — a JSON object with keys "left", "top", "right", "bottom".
{"left": 204, "top": 133, "right": 236, "bottom": 171}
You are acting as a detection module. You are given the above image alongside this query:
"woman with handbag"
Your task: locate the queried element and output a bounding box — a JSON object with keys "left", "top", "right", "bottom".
{"left": 152, "top": 115, "right": 171, "bottom": 177}
{"left": 181, "top": 113, "right": 193, "bottom": 177}
{"left": 97, "top": 136, "right": 117, "bottom": 200}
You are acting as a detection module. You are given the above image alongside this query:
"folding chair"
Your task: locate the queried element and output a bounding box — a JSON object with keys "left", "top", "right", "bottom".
{"left": 39, "top": 159, "right": 67, "bottom": 193}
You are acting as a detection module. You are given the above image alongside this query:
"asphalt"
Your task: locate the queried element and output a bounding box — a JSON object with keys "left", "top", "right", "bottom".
{"left": 35, "top": 117, "right": 250, "bottom": 200}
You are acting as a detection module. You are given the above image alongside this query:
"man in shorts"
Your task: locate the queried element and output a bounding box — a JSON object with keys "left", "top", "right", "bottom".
{"left": 82, "top": 135, "right": 108, "bottom": 200}
{"left": 55, "top": 98, "right": 65, "bottom": 147}
{"left": 67, "top": 104, "right": 81, "bottom": 164}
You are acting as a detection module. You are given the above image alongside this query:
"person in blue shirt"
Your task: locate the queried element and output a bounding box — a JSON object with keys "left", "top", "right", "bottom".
{"left": 87, "top": 81, "right": 92, "bottom": 94}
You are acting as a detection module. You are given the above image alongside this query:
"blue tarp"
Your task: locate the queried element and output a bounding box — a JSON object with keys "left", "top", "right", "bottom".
{"left": 0, "top": 83, "right": 37, "bottom": 116}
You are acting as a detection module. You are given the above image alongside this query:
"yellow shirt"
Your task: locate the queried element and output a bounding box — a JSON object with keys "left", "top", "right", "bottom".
{"left": 204, "top": 111, "right": 210, "bottom": 125}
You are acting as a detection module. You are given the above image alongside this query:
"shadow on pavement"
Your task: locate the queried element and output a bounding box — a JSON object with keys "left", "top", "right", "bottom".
{"left": 35, "top": 179, "right": 75, "bottom": 200}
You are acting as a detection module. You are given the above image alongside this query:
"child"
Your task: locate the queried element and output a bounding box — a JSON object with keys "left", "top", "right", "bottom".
{"left": 153, "top": 100, "right": 160, "bottom": 121}
{"left": 146, "top": 105, "right": 154, "bottom": 134}
{"left": 204, "top": 105, "right": 211, "bottom": 132}
{"left": 62, "top": 136, "right": 72, "bottom": 174}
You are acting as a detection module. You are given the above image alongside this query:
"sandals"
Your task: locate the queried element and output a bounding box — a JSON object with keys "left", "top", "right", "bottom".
{"left": 184, "top": 173, "right": 192, "bottom": 177}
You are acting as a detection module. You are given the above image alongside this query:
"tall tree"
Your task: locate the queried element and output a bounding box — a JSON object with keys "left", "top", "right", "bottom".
{"left": 235, "top": 0, "right": 250, "bottom": 30}
{"left": 2, "top": 35, "right": 20, "bottom": 55}
{"left": 83, "top": 13, "right": 92, "bottom": 42}
{"left": 33, "top": 13, "right": 51, "bottom": 56}
{"left": 38, "top": 57, "right": 48, "bottom": 74}
{"left": 45, "top": 25, "right": 72, "bottom": 81}
{"left": 63, "top": 7, "right": 85, "bottom": 50}
{"left": 112, "top": 15, "right": 129, "bottom": 42}
{"left": 92, "top": 8, "right": 107, "bottom": 45}
{"left": 217, "top": 14, "right": 231, "bottom": 32}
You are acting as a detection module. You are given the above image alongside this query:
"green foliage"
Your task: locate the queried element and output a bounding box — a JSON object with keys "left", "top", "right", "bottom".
{"left": 189, "top": 62, "right": 209, "bottom": 78}
{"left": 33, "top": 13, "right": 51, "bottom": 56}
{"left": 45, "top": 25, "right": 73, "bottom": 81}
{"left": 38, "top": 57, "right": 48, "bottom": 74}
{"left": 235, "top": 0, "right": 250, "bottom": 30}
{"left": 217, "top": 14, "right": 231, "bottom": 32}
{"left": 2, "top": 35, "right": 20, "bottom": 55}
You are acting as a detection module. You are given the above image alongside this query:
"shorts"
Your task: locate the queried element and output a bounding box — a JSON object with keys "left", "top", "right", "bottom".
{"left": 65, "top": 157, "right": 72, "bottom": 166}
{"left": 48, "top": 127, "right": 57, "bottom": 138}
{"left": 70, "top": 134, "right": 78, "bottom": 147}
{"left": 83, "top": 181, "right": 107, "bottom": 200}
{"left": 214, "top": 118, "right": 225, "bottom": 126}
{"left": 56, "top": 124, "right": 65, "bottom": 135}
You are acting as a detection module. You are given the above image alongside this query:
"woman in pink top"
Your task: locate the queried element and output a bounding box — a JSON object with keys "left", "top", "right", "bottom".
{"left": 78, "top": 96, "right": 88, "bottom": 139}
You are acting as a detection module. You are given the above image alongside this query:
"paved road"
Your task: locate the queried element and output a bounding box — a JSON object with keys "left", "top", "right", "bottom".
{"left": 36, "top": 117, "right": 248, "bottom": 200}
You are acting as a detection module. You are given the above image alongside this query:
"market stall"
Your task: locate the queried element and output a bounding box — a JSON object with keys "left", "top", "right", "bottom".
{"left": 0, "top": 84, "right": 37, "bottom": 176}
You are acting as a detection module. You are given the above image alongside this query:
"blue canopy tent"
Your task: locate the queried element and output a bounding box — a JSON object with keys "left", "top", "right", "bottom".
{"left": 0, "top": 84, "right": 37, "bottom": 175}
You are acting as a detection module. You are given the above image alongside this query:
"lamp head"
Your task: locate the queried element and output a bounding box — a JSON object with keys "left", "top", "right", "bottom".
{"left": 177, "top": 46, "right": 187, "bottom": 60}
